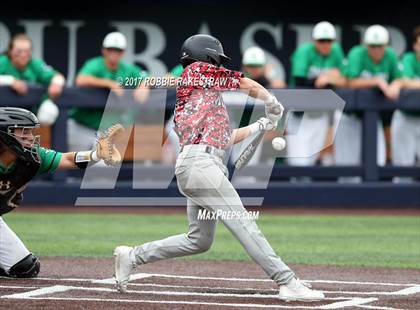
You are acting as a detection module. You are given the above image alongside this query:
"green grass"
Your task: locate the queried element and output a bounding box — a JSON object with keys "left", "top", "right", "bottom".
{"left": 3, "top": 212, "right": 420, "bottom": 269}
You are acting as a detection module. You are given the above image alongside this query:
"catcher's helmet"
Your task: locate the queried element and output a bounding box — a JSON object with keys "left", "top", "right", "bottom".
{"left": 0, "top": 107, "right": 41, "bottom": 163}
{"left": 180, "top": 34, "right": 231, "bottom": 68}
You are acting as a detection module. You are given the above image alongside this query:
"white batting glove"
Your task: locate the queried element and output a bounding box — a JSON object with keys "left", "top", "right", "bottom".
{"left": 249, "top": 117, "right": 276, "bottom": 134}
{"left": 265, "top": 95, "right": 284, "bottom": 126}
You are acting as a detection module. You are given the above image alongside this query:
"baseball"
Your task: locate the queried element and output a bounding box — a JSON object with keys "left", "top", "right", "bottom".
{"left": 272, "top": 137, "right": 286, "bottom": 151}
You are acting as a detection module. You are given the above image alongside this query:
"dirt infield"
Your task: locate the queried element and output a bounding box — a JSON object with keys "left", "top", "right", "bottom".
{"left": 1, "top": 257, "right": 419, "bottom": 309}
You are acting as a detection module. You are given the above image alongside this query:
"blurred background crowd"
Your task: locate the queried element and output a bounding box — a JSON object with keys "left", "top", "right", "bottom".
{"left": 0, "top": 21, "right": 419, "bottom": 182}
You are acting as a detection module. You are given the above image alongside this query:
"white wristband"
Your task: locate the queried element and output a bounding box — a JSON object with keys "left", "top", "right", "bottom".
{"left": 0, "top": 75, "right": 15, "bottom": 86}
{"left": 91, "top": 150, "right": 100, "bottom": 162}
{"left": 74, "top": 150, "right": 100, "bottom": 169}
{"left": 249, "top": 121, "right": 262, "bottom": 135}
{"left": 51, "top": 75, "right": 65, "bottom": 87}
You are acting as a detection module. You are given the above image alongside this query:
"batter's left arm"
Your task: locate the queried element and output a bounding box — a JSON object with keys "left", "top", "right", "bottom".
{"left": 229, "top": 127, "right": 253, "bottom": 146}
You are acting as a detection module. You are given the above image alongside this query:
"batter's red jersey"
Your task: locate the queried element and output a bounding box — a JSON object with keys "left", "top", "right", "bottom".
{"left": 174, "top": 61, "right": 244, "bottom": 149}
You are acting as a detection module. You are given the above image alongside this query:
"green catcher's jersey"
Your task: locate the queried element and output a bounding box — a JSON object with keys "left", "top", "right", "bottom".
{"left": 290, "top": 42, "right": 344, "bottom": 86}
{"left": 0, "top": 146, "right": 62, "bottom": 216}
{"left": 37, "top": 147, "right": 62, "bottom": 174}
{"left": 0, "top": 54, "right": 56, "bottom": 85}
{"left": 70, "top": 56, "right": 149, "bottom": 130}
{"left": 344, "top": 45, "right": 402, "bottom": 82}
{"left": 0, "top": 147, "right": 62, "bottom": 175}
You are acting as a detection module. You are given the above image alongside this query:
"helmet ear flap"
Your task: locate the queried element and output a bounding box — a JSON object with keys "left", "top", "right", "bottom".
{"left": 207, "top": 55, "right": 219, "bottom": 66}
{"left": 0, "top": 140, "right": 6, "bottom": 154}
{"left": 181, "top": 57, "right": 195, "bottom": 68}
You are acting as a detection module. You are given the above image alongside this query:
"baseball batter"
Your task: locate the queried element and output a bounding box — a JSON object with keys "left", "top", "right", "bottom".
{"left": 114, "top": 34, "right": 325, "bottom": 302}
{"left": 391, "top": 26, "right": 420, "bottom": 180}
{"left": 0, "top": 107, "right": 123, "bottom": 278}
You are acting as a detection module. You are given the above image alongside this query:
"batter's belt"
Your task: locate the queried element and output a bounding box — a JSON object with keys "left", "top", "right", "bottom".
{"left": 180, "top": 144, "right": 226, "bottom": 160}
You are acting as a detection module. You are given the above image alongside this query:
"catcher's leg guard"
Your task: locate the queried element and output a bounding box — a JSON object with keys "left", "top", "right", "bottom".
{"left": 0, "top": 267, "right": 8, "bottom": 277}
{"left": 8, "top": 254, "right": 40, "bottom": 278}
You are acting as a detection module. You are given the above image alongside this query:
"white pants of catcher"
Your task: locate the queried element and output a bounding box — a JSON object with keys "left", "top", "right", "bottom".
{"left": 0, "top": 217, "right": 30, "bottom": 272}
{"left": 131, "top": 145, "right": 294, "bottom": 286}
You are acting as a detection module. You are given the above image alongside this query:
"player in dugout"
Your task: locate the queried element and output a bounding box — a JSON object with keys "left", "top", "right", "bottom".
{"left": 288, "top": 21, "right": 346, "bottom": 169}
{"left": 335, "top": 25, "right": 402, "bottom": 179}
{"left": 390, "top": 25, "right": 420, "bottom": 182}
{"left": 68, "top": 31, "right": 149, "bottom": 152}
{"left": 0, "top": 33, "right": 65, "bottom": 126}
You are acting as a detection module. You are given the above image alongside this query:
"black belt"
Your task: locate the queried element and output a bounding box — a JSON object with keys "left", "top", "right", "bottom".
{"left": 180, "top": 145, "right": 226, "bottom": 159}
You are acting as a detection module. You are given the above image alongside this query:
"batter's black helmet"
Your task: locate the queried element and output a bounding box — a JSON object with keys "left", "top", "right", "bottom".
{"left": 0, "top": 107, "right": 40, "bottom": 162}
{"left": 180, "top": 34, "right": 231, "bottom": 68}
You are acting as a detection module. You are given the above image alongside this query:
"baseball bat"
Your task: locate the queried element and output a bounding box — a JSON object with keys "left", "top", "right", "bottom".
{"left": 235, "top": 98, "right": 283, "bottom": 170}
{"left": 234, "top": 130, "right": 265, "bottom": 170}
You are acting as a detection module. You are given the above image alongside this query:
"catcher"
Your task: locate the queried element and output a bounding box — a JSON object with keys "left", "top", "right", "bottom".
{"left": 0, "top": 107, "right": 123, "bottom": 278}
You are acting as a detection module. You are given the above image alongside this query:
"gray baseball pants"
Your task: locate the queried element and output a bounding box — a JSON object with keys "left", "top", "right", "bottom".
{"left": 131, "top": 145, "right": 294, "bottom": 285}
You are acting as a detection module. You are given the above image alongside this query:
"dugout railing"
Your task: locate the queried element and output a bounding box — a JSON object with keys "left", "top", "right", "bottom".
{"left": 0, "top": 86, "right": 419, "bottom": 207}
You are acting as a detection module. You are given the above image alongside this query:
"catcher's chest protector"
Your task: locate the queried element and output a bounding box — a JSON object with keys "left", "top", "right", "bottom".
{"left": 0, "top": 158, "right": 40, "bottom": 215}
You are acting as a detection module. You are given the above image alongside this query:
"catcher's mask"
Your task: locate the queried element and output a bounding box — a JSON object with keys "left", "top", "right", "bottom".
{"left": 0, "top": 107, "right": 41, "bottom": 163}
{"left": 180, "top": 34, "right": 231, "bottom": 68}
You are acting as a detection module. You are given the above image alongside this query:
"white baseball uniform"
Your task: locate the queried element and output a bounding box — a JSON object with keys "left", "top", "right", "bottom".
{"left": 391, "top": 110, "right": 420, "bottom": 182}
{"left": 0, "top": 217, "right": 30, "bottom": 272}
{"left": 286, "top": 112, "right": 330, "bottom": 166}
{"left": 334, "top": 111, "right": 386, "bottom": 166}
{"left": 390, "top": 51, "right": 420, "bottom": 179}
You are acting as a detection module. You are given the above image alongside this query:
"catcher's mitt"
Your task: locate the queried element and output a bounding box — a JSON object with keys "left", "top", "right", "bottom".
{"left": 95, "top": 123, "right": 125, "bottom": 166}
